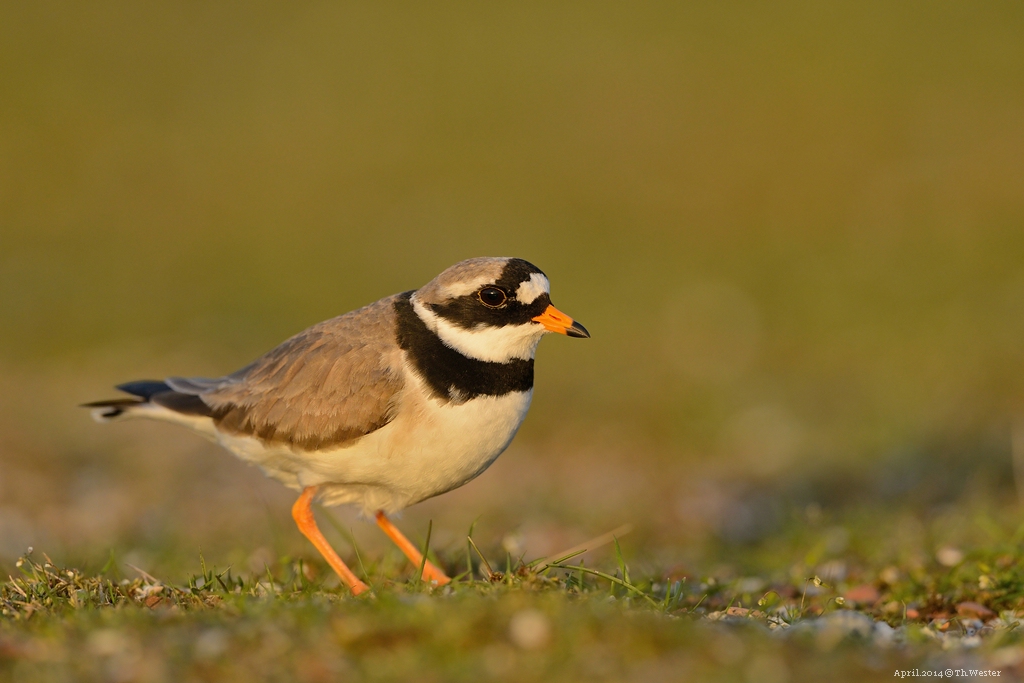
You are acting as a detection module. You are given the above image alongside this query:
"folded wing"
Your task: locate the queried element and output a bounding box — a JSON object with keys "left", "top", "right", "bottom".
{"left": 88, "top": 295, "right": 406, "bottom": 451}
{"left": 197, "top": 295, "right": 405, "bottom": 450}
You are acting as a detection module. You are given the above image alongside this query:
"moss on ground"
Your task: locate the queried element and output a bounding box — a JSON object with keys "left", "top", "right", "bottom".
{"left": 5, "top": 516, "right": 1024, "bottom": 683}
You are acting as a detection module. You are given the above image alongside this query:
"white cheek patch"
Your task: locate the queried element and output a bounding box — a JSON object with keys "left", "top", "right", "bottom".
{"left": 516, "top": 273, "right": 550, "bottom": 304}
{"left": 411, "top": 295, "right": 544, "bottom": 362}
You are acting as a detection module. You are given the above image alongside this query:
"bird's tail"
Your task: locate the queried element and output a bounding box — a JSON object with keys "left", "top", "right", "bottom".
{"left": 82, "top": 380, "right": 212, "bottom": 423}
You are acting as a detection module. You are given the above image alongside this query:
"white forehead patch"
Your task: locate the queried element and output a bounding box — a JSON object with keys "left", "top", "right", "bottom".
{"left": 516, "top": 272, "right": 550, "bottom": 304}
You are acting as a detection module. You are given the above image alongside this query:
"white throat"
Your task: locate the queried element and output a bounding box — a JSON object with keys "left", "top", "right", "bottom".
{"left": 411, "top": 295, "right": 544, "bottom": 363}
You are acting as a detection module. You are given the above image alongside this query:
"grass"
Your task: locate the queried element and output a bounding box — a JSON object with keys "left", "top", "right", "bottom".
{"left": 6, "top": 503, "right": 1024, "bottom": 682}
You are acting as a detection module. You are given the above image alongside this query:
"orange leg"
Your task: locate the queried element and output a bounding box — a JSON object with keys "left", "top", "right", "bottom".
{"left": 375, "top": 511, "right": 451, "bottom": 585}
{"left": 292, "top": 487, "right": 370, "bottom": 595}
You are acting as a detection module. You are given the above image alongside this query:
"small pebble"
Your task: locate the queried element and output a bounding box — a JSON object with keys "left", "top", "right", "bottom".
{"left": 508, "top": 609, "right": 552, "bottom": 650}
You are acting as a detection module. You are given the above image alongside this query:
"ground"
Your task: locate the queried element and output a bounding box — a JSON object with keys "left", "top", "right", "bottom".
{"left": 4, "top": 493, "right": 1024, "bottom": 683}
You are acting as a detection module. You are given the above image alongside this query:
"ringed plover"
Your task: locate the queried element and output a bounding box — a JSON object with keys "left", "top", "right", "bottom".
{"left": 84, "top": 257, "right": 589, "bottom": 594}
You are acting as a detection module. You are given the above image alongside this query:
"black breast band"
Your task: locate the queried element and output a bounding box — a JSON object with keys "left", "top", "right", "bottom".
{"left": 394, "top": 292, "right": 534, "bottom": 403}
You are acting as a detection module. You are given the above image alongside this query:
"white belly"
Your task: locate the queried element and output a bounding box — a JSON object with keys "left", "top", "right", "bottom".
{"left": 215, "top": 376, "right": 533, "bottom": 515}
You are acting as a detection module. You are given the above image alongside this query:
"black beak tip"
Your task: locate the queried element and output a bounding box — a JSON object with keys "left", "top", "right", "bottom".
{"left": 567, "top": 321, "right": 590, "bottom": 338}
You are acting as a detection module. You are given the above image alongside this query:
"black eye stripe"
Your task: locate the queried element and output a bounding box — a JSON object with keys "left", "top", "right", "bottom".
{"left": 430, "top": 292, "right": 550, "bottom": 329}
{"left": 426, "top": 259, "right": 551, "bottom": 330}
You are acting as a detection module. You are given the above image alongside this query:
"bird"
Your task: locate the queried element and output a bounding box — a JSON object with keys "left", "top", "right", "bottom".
{"left": 83, "top": 257, "right": 589, "bottom": 595}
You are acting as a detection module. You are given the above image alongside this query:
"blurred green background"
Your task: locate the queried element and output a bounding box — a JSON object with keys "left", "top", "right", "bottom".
{"left": 1, "top": 1, "right": 1023, "bottom": 576}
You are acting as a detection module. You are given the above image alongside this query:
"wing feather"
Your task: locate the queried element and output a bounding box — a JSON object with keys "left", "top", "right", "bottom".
{"left": 177, "top": 295, "right": 405, "bottom": 451}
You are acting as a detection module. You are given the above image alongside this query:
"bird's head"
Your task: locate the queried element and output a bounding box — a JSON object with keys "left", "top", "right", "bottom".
{"left": 411, "top": 257, "right": 589, "bottom": 363}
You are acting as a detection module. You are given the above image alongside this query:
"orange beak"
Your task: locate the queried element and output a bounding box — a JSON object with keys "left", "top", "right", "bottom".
{"left": 532, "top": 304, "right": 590, "bottom": 338}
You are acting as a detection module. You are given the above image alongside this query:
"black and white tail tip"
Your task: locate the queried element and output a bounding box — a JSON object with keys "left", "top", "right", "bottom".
{"left": 81, "top": 380, "right": 210, "bottom": 422}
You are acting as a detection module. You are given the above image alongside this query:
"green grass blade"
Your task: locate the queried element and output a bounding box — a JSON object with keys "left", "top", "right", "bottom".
{"left": 546, "top": 562, "right": 660, "bottom": 608}
{"left": 467, "top": 536, "right": 494, "bottom": 579}
{"left": 613, "top": 537, "right": 630, "bottom": 586}
{"left": 321, "top": 509, "right": 371, "bottom": 586}
{"left": 417, "top": 520, "right": 433, "bottom": 586}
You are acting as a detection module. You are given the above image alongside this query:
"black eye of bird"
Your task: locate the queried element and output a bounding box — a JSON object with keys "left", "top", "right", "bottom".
{"left": 478, "top": 287, "right": 507, "bottom": 308}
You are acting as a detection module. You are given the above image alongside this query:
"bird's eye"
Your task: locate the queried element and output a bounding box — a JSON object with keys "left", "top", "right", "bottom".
{"left": 478, "top": 287, "right": 507, "bottom": 308}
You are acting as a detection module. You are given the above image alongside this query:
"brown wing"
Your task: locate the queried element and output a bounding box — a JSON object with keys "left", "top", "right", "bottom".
{"left": 173, "top": 294, "right": 405, "bottom": 451}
